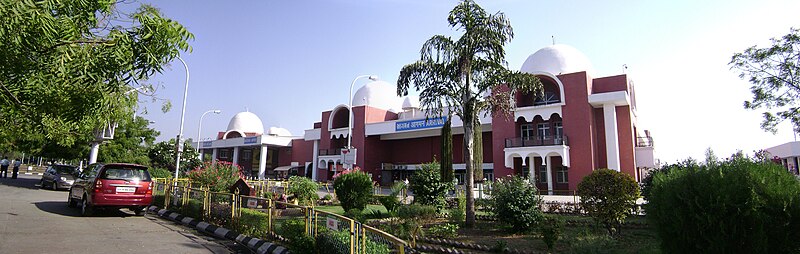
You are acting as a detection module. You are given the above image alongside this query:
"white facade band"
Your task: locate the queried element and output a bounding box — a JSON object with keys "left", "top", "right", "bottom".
{"left": 603, "top": 104, "right": 621, "bottom": 171}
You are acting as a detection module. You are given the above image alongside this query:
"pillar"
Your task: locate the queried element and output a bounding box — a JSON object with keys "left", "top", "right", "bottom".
{"left": 211, "top": 148, "right": 218, "bottom": 165}
{"left": 546, "top": 156, "right": 554, "bottom": 195}
{"left": 258, "top": 144, "right": 268, "bottom": 180}
{"left": 603, "top": 104, "right": 621, "bottom": 171}
{"left": 312, "top": 140, "right": 319, "bottom": 181}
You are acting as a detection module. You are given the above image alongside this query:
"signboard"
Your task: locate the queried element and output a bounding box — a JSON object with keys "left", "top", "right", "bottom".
{"left": 247, "top": 198, "right": 258, "bottom": 208}
{"left": 244, "top": 136, "right": 258, "bottom": 144}
{"left": 326, "top": 216, "right": 339, "bottom": 230}
{"left": 395, "top": 116, "right": 448, "bottom": 131}
{"left": 202, "top": 141, "right": 212, "bottom": 148}
{"left": 341, "top": 148, "right": 357, "bottom": 165}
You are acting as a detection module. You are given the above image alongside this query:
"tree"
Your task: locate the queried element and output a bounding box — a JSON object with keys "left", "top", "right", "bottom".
{"left": 473, "top": 120, "right": 483, "bottom": 181}
{"left": 0, "top": 1, "right": 193, "bottom": 149}
{"left": 730, "top": 28, "right": 800, "bottom": 133}
{"left": 704, "top": 147, "right": 719, "bottom": 166}
{"left": 97, "top": 116, "right": 159, "bottom": 165}
{"left": 148, "top": 138, "right": 201, "bottom": 173}
{"left": 577, "top": 169, "right": 640, "bottom": 236}
{"left": 409, "top": 161, "right": 453, "bottom": 211}
{"left": 440, "top": 117, "right": 454, "bottom": 182}
{"left": 396, "top": 0, "right": 541, "bottom": 227}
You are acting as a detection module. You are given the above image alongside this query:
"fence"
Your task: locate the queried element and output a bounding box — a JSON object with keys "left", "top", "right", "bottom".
{"left": 154, "top": 181, "right": 409, "bottom": 254}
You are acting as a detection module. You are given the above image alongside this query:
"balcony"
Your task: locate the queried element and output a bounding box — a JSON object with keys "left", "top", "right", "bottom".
{"left": 505, "top": 135, "right": 568, "bottom": 148}
{"left": 636, "top": 136, "right": 654, "bottom": 147}
{"left": 318, "top": 149, "right": 342, "bottom": 156}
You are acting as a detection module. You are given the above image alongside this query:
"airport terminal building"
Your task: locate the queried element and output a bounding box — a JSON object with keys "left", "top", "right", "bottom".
{"left": 197, "top": 44, "right": 656, "bottom": 193}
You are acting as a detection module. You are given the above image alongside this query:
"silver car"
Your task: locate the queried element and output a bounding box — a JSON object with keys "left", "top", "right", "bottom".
{"left": 40, "top": 165, "right": 78, "bottom": 191}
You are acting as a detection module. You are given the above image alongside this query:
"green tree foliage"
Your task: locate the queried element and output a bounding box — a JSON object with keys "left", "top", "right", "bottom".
{"left": 0, "top": 0, "right": 193, "bottom": 149}
{"left": 97, "top": 116, "right": 159, "bottom": 165}
{"left": 333, "top": 169, "right": 373, "bottom": 211}
{"left": 287, "top": 176, "right": 319, "bottom": 206}
{"left": 147, "top": 138, "right": 200, "bottom": 173}
{"left": 647, "top": 158, "right": 800, "bottom": 253}
{"left": 473, "top": 120, "right": 483, "bottom": 181}
{"left": 440, "top": 117, "right": 454, "bottom": 182}
{"left": 577, "top": 169, "right": 640, "bottom": 236}
{"left": 640, "top": 159, "right": 699, "bottom": 201}
{"left": 730, "top": 28, "right": 800, "bottom": 133}
{"left": 186, "top": 161, "right": 243, "bottom": 193}
{"left": 490, "top": 176, "right": 543, "bottom": 233}
{"left": 396, "top": 0, "right": 541, "bottom": 227}
{"left": 409, "top": 162, "right": 453, "bottom": 211}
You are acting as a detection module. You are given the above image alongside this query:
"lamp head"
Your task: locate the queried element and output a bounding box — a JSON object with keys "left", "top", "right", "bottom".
{"left": 212, "top": 110, "right": 222, "bottom": 114}
{"left": 368, "top": 75, "right": 379, "bottom": 81}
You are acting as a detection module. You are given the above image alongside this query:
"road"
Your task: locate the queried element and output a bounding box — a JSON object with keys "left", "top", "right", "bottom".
{"left": 0, "top": 174, "right": 234, "bottom": 254}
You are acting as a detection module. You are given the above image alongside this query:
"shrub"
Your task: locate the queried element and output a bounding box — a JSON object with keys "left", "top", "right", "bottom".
{"left": 278, "top": 219, "right": 315, "bottom": 254}
{"left": 148, "top": 167, "right": 174, "bottom": 179}
{"left": 409, "top": 161, "right": 453, "bottom": 211}
{"left": 238, "top": 208, "right": 269, "bottom": 239}
{"left": 640, "top": 159, "right": 699, "bottom": 200}
{"left": 647, "top": 158, "right": 800, "bottom": 253}
{"left": 186, "top": 161, "right": 244, "bottom": 193}
{"left": 333, "top": 168, "right": 373, "bottom": 211}
{"left": 427, "top": 223, "right": 459, "bottom": 238}
{"left": 568, "top": 233, "right": 614, "bottom": 254}
{"left": 539, "top": 215, "right": 564, "bottom": 250}
{"left": 577, "top": 169, "right": 639, "bottom": 236}
{"left": 449, "top": 193, "right": 465, "bottom": 225}
{"left": 378, "top": 195, "right": 400, "bottom": 214}
{"left": 181, "top": 199, "right": 204, "bottom": 219}
{"left": 316, "top": 229, "right": 390, "bottom": 254}
{"left": 288, "top": 176, "right": 319, "bottom": 206}
{"left": 397, "top": 204, "right": 437, "bottom": 221}
{"left": 344, "top": 208, "right": 366, "bottom": 223}
{"left": 490, "top": 240, "right": 508, "bottom": 253}
{"left": 490, "top": 176, "right": 543, "bottom": 233}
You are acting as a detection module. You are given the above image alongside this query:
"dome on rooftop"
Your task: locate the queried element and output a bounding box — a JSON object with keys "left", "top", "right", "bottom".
{"left": 520, "top": 44, "right": 594, "bottom": 76}
{"left": 401, "top": 96, "right": 420, "bottom": 110}
{"left": 223, "top": 111, "right": 264, "bottom": 139}
{"left": 352, "top": 80, "right": 400, "bottom": 111}
{"left": 267, "top": 127, "right": 292, "bottom": 137}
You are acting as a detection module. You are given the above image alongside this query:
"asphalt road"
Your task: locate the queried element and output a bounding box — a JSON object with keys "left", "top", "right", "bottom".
{"left": 0, "top": 174, "right": 234, "bottom": 254}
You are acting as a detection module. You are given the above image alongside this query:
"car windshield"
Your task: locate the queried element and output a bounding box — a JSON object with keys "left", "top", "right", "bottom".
{"left": 100, "top": 166, "right": 151, "bottom": 181}
{"left": 54, "top": 165, "right": 77, "bottom": 175}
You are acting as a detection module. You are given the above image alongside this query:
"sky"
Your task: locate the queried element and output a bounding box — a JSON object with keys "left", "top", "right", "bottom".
{"left": 132, "top": 0, "right": 800, "bottom": 164}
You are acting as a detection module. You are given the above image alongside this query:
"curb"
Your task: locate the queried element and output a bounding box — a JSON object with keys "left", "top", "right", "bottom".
{"left": 23, "top": 172, "right": 43, "bottom": 175}
{"left": 148, "top": 206, "right": 290, "bottom": 254}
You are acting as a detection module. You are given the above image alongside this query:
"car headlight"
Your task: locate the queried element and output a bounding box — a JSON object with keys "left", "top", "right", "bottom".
{"left": 60, "top": 177, "right": 67, "bottom": 182}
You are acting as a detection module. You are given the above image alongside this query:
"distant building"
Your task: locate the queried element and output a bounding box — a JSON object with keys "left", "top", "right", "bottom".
{"left": 765, "top": 141, "right": 800, "bottom": 175}
{"left": 197, "top": 44, "right": 657, "bottom": 193}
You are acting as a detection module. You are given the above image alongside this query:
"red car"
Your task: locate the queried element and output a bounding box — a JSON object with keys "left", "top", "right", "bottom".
{"left": 68, "top": 163, "right": 153, "bottom": 216}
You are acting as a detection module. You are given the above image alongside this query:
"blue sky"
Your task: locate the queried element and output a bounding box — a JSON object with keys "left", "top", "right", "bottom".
{"left": 134, "top": 0, "right": 800, "bottom": 163}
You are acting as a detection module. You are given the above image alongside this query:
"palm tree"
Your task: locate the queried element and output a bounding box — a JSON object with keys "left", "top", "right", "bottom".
{"left": 397, "top": 0, "right": 541, "bottom": 227}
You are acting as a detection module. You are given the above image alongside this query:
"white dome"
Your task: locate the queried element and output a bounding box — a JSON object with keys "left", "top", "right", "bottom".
{"left": 225, "top": 112, "right": 264, "bottom": 136}
{"left": 267, "top": 127, "right": 292, "bottom": 136}
{"left": 352, "top": 80, "right": 400, "bottom": 111}
{"left": 401, "top": 96, "right": 420, "bottom": 110}
{"left": 520, "top": 44, "right": 594, "bottom": 76}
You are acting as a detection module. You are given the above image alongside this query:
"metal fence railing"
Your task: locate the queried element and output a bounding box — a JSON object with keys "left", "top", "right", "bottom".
{"left": 154, "top": 180, "right": 408, "bottom": 254}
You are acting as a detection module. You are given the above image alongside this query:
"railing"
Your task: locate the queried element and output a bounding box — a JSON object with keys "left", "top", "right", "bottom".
{"left": 505, "top": 135, "right": 568, "bottom": 148}
{"left": 636, "top": 136, "right": 654, "bottom": 147}
{"left": 154, "top": 180, "right": 409, "bottom": 254}
{"left": 319, "top": 149, "right": 342, "bottom": 156}
{"left": 244, "top": 179, "right": 290, "bottom": 197}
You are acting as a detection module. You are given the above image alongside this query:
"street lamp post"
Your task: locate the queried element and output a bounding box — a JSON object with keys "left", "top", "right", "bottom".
{"left": 173, "top": 56, "right": 190, "bottom": 180}
{"left": 197, "top": 109, "right": 222, "bottom": 160}
{"left": 347, "top": 75, "right": 378, "bottom": 169}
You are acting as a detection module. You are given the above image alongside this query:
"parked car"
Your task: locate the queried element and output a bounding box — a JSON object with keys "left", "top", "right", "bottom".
{"left": 68, "top": 163, "right": 153, "bottom": 216}
{"left": 40, "top": 164, "right": 78, "bottom": 191}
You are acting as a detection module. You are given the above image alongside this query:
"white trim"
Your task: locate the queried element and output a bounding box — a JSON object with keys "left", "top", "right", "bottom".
{"left": 603, "top": 104, "right": 621, "bottom": 171}
{"left": 514, "top": 104, "right": 562, "bottom": 122}
{"left": 304, "top": 128, "right": 321, "bottom": 141}
{"left": 504, "top": 145, "right": 570, "bottom": 168}
{"left": 329, "top": 128, "right": 349, "bottom": 139}
{"left": 589, "top": 91, "right": 630, "bottom": 107}
{"left": 327, "top": 104, "right": 351, "bottom": 131}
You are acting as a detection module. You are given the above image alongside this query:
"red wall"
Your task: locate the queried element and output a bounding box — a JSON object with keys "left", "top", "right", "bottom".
{"left": 616, "top": 106, "right": 636, "bottom": 179}
{"left": 291, "top": 139, "right": 314, "bottom": 165}
{"left": 592, "top": 74, "right": 628, "bottom": 94}
{"left": 559, "top": 71, "right": 597, "bottom": 190}
{"left": 594, "top": 107, "right": 607, "bottom": 168}
{"left": 492, "top": 85, "right": 517, "bottom": 178}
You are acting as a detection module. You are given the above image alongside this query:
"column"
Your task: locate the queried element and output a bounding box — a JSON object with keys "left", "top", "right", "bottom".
{"left": 232, "top": 147, "right": 240, "bottom": 165}
{"left": 525, "top": 156, "right": 535, "bottom": 185}
{"left": 312, "top": 140, "right": 319, "bottom": 181}
{"left": 546, "top": 156, "right": 554, "bottom": 195}
{"left": 603, "top": 104, "right": 621, "bottom": 171}
{"left": 258, "top": 144, "right": 268, "bottom": 180}
{"left": 211, "top": 148, "right": 218, "bottom": 165}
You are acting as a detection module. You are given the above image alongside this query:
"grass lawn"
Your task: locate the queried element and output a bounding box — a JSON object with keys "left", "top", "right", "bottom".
{"left": 314, "top": 204, "right": 388, "bottom": 216}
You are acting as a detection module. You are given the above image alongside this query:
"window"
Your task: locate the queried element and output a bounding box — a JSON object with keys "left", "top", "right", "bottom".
{"left": 521, "top": 165, "right": 529, "bottom": 178}
{"left": 539, "top": 165, "right": 547, "bottom": 183}
{"left": 484, "top": 171, "right": 494, "bottom": 182}
{"left": 557, "top": 167, "right": 568, "bottom": 183}
{"left": 554, "top": 122, "right": 563, "bottom": 138}
{"left": 521, "top": 123, "right": 534, "bottom": 140}
{"left": 537, "top": 123, "right": 550, "bottom": 139}
{"left": 101, "top": 166, "right": 152, "bottom": 181}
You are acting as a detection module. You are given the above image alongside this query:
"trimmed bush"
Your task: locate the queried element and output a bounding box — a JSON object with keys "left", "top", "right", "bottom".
{"left": 186, "top": 161, "right": 244, "bottom": 193}
{"left": 238, "top": 208, "right": 269, "bottom": 239}
{"left": 316, "top": 229, "right": 390, "bottom": 254}
{"left": 539, "top": 215, "right": 564, "bottom": 250}
{"left": 180, "top": 199, "right": 204, "bottom": 219}
{"left": 577, "top": 169, "right": 639, "bottom": 236}
{"left": 490, "top": 176, "right": 543, "bottom": 233}
{"left": 427, "top": 223, "right": 459, "bottom": 238}
{"left": 647, "top": 158, "right": 800, "bottom": 253}
{"left": 333, "top": 169, "right": 373, "bottom": 211}
{"left": 409, "top": 162, "right": 452, "bottom": 211}
{"left": 287, "top": 176, "right": 319, "bottom": 206}
{"left": 449, "top": 193, "right": 465, "bottom": 224}
{"left": 278, "top": 219, "right": 315, "bottom": 254}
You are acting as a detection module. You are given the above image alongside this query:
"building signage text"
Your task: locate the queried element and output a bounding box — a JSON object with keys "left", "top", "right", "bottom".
{"left": 202, "top": 141, "right": 212, "bottom": 148}
{"left": 244, "top": 137, "right": 258, "bottom": 144}
{"left": 395, "top": 116, "right": 448, "bottom": 131}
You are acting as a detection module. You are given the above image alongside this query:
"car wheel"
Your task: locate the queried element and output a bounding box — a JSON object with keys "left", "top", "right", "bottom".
{"left": 81, "top": 195, "right": 93, "bottom": 217}
{"left": 38, "top": 179, "right": 44, "bottom": 189}
{"left": 133, "top": 207, "right": 145, "bottom": 216}
{"left": 51, "top": 181, "right": 58, "bottom": 191}
{"left": 67, "top": 192, "right": 77, "bottom": 208}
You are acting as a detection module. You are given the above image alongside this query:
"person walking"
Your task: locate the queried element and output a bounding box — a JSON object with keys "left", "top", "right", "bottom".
{"left": 11, "top": 158, "right": 21, "bottom": 179}
{"left": 0, "top": 157, "right": 9, "bottom": 178}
